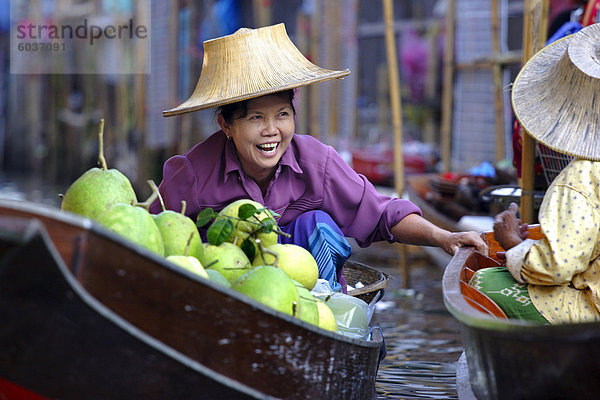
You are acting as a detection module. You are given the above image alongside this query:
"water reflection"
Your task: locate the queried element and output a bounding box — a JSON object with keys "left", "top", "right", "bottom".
{"left": 0, "top": 173, "right": 63, "bottom": 208}
{"left": 353, "top": 246, "right": 462, "bottom": 400}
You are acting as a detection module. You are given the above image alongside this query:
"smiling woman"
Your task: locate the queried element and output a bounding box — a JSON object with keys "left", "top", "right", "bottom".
{"left": 150, "top": 23, "right": 487, "bottom": 293}
{"left": 216, "top": 91, "right": 296, "bottom": 193}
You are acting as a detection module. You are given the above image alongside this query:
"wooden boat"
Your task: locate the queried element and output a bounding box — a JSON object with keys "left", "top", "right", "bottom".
{"left": 405, "top": 173, "right": 466, "bottom": 232}
{"left": 443, "top": 225, "right": 600, "bottom": 400}
{"left": 0, "top": 200, "right": 387, "bottom": 400}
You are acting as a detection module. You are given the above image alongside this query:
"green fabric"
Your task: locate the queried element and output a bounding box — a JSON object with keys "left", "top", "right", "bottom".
{"left": 469, "top": 267, "right": 549, "bottom": 324}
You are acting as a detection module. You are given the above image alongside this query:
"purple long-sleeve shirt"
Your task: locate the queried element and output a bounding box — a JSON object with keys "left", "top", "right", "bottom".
{"left": 150, "top": 131, "right": 422, "bottom": 247}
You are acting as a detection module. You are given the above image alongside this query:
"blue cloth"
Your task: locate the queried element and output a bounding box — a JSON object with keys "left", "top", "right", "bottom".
{"left": 547, "top": 21, "right": 582, "bottom": 45}
{"left": 279, "top": 211, "right": 352, "bottom": 292}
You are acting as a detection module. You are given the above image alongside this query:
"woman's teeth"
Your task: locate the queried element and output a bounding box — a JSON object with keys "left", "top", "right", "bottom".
{"left": 257, "top": 143, "right": 278, "bottom": 154}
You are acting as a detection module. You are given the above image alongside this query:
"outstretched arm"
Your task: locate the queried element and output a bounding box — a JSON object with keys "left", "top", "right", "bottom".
{"left": 390, "top": 213, "right": 488, "bottom": 256}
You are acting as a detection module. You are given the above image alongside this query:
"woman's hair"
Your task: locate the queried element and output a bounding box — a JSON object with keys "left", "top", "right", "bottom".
{"left": 216, "top": 89, "right": 296, "bottom": 124}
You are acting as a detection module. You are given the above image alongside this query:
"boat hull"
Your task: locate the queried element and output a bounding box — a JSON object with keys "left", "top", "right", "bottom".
{"left": 443, "top": 227, "right": 600, "bottom": 400}
{"left": 0, "top": 200, "right": 384, "bottom": 400}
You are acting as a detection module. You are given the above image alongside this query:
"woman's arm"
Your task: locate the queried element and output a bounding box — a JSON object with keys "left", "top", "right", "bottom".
{"left": 390, "top": 213, "right": 489, "bottom": 256}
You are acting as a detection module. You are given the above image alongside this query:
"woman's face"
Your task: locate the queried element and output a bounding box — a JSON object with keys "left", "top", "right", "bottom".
{"left": 219, "top": 94, "right": 295, "bottom": 183}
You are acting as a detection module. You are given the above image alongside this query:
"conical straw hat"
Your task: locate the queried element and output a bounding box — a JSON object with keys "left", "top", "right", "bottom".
{"left": 511, "top": 23, "right": 600, "bottom": 161}
{"left": 163, "top": 23, "right": 350, "bottom": 117}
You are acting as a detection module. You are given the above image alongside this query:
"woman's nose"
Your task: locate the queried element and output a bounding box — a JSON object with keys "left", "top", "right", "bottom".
{"left": 262, "top": 118, "right": 278, "bottom": 135}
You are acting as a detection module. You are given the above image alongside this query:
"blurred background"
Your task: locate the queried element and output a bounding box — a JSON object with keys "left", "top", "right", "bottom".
{"left": 0, "top": 0, "right": 581, "bottom": 207}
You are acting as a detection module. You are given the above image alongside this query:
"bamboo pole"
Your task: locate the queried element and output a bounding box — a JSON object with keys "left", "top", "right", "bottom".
{"left": 383, "top": 0, "right": 409, "bottom": 287}
{"left": 520, "top": 0, "right": 549, "bottom": 224}
{"left": 310, "top": 0, "right": 321, "bottom": 140}
{"left": 252, "top": 0, "right": 271, "bottom": 27}
{"left": 135, "top": 0, "right": 149, "bottom": 191}
{"left": 440, "top": 0, "right": 455, "bottom": 173}
{"left": 491, "top": 0, "right": 505, "bottom": 164}
{"left": 327, "top": 1, "right": 341, "bottom": 140}
{"left": 383, "top": 0, "right": 405, "bottom": 194}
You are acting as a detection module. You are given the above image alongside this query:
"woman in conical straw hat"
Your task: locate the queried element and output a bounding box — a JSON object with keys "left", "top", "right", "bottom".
{"left": 151, "top": 24, "right": 487, "bottom": 292}
{"left": 474, "top": 23, "right": 600, "bottom": 324}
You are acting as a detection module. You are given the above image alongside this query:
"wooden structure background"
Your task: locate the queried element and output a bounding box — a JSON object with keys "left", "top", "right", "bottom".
{"left": 440, "top": 0, "right": 524, "bottom": 173}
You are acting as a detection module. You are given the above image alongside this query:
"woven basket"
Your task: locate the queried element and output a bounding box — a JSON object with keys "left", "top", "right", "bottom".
{"left": 343, "top": 260, "right": 390, "bottom": 304}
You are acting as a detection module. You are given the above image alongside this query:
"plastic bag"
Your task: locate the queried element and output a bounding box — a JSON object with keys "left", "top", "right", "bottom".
{"left": 310, "top": 279, "right": 369, "bottom": 339}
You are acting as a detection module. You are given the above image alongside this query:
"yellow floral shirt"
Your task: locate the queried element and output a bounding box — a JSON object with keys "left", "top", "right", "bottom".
{"left": 505, "top": 159, "right": 600, "bottom": 324}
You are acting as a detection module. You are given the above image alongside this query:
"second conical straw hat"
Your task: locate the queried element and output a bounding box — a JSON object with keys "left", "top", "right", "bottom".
{"left": 511, "top": 23, "right": 600, "bottom": 161}
{"left": 163, "top": 23, "right": 350, "bottom": 117}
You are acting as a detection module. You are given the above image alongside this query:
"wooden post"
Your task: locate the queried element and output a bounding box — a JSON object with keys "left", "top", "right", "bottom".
{"left": 326, "top": 1, "right": 341, "bottom": 140}
{"left": 440, "top": 0, "right": 455, "bottom": 172}
{"left": 383, "top": 0, "right": 410, "bottom": 287}
{"left": 491, "top": 0, "right": 505, "bottom": 164}
{"left": 520, "top": 0, "right": 549, "bottom": 223}
{"left": 310, "top": 0, "right": 321, "bottom": 140}
{"left": 253, "top": 0, "right": 271, "bottom": 27}
{"left": 135, "top": 0, "right": 149, "bottom": 191}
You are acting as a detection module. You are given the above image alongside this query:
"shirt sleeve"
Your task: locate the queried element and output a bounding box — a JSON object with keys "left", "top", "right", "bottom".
{"left": 149, "top": 155, "right": 198, "bottom": 215}
{"left": 321, "top": 147, "right": 421, "bottom": 247}
{"left": 507, "top": 183, "right": 600, "bottom": 285}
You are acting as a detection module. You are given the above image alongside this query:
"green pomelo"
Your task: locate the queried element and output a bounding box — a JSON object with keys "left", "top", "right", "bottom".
{"left": 253, "top": 243, "right": 319, "bottom": 290}
{"left": 206, "top": 269, "right": 231, "bottom": 288}
{"left": 217, "top": 199, "right": 278, "bottom": 258}
{"left": 200, "top": 242, "right": 252, "bottom": 283}
{"left": 295, "top": 284, "right": 319, "bottom": 326}
{"left": 96, "top": 203, "right": 164, "bottom": 256}
{"left": 166, "top": 255, "right": 208, "bottom": 279}
{"left": 315, "top": 299, "right": 338, "bottom": 332}
{"left": 153, "top": 210, "right": 203, "bottom": 259}
{"left": 231, "top": 265, "right": 300, "bottom": 316}
{"left": 61, "top": 168, "right": 137, "bottom": 220}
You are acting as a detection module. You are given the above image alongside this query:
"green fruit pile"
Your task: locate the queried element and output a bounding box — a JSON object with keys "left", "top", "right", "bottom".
{"left": 198, "top": 199, "right": 337, "bottom": 332}
{"left": 60, "top": 120, "right": 337, "bottom": 331}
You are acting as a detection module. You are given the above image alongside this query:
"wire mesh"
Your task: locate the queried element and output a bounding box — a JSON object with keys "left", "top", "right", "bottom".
{"left": 537, "top": 144, "right": 573, "bottom": 186}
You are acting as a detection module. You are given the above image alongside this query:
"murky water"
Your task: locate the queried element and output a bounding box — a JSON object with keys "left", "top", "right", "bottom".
{"left": 1, "top": 176, "right": 463, "bottom": 400}
{"left": 351, "top": 244, "right": 462, "bottom": 400}
{"left": 0, "top": 172, "right": 64, "bottom": 208}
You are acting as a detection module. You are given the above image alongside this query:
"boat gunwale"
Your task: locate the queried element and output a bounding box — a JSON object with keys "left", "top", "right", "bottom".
{"left": 442, "top": 235, "right": 600, "bottom": 335}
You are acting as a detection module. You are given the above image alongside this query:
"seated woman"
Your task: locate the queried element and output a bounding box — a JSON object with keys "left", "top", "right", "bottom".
{"left": 472, "top": 23, "right": 600, "bottom": 324}
{"left": 151, "top": 23, "right": 487, "bottom": 292}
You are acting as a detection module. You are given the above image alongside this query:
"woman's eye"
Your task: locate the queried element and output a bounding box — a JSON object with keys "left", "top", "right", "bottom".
{"left": 279, "top": 111, "right": 289, "bottom": 117}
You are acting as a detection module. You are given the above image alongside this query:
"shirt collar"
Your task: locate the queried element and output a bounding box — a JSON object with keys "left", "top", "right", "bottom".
{"left": 223, "top": 133, "right": 304, "bottom": 179}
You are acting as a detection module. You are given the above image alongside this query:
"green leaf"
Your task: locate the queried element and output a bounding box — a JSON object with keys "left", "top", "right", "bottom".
{"left": 196, "top": 208, "right": 216, "bottom": 228}
{"left": 241, "top": 237, "right": 256, "bottom": 261}
{"left": 238, "top": 203, "right": 258, "bottom": 220}
{"left": 261, "top": 218, "right": 276, "bottom": 234}
{"left": 207, "top": 219, "right": 233, "bottom": 246}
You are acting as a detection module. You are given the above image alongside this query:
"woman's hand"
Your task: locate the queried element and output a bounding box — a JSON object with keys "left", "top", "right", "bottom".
{"left": 493, "top": 202, "right": 529, "bottom": 251}
{"left": 391, "top": 214, "right": 489, "bottom": 256}
{"left": 440, "top": 230, "right": 489, "bottom": 256}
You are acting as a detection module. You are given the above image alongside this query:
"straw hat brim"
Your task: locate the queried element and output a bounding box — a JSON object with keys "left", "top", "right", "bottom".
{"left": 163, "top": 24, "right": 350, "bottom": 117}
{"left": 511, "top": 24, "right": 600, "bottom": 161}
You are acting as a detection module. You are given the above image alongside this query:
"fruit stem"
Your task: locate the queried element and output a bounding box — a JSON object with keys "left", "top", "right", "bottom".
{"left": 136, "top": 191, "right": 158, "bottom": 210}
{"left": 181, "top": 200, "right": 187, "bottom": 215}
{"left": 98, "top": 119, "right": 108, "bottom": 171}
{"left": 147, "top": 180, "right": 166, "bottom": 212}
{"left": 256, "top": 239, "right": 279, "bottom": 267}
